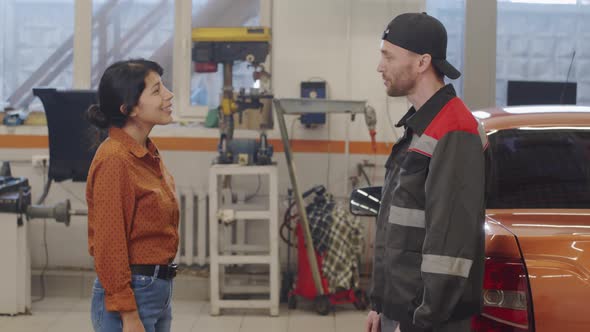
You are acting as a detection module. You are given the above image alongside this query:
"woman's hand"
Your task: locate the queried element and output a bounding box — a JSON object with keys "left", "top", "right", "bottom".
{"left": 121, "top": 310, "right": 145, "bottom": 332}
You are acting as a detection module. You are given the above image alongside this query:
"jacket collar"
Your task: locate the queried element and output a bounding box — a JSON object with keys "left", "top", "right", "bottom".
{"left": 397, "top": 84, "right": 457, "bottom": 136}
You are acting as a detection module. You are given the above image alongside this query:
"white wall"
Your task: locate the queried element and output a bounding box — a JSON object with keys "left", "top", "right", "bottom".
{"left": 271, "top": 0, "right": 425, "bottom": 143}
{"left": 2, "top": 0, "right": 427, "bottom": 272}
{"left": 270, "top": 0, "right": 424, "bottom": 197}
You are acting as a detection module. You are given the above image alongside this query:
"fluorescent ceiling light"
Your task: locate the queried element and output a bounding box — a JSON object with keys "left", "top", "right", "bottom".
{"left": 508, "top": 0, "right": 576, "bottom": 4}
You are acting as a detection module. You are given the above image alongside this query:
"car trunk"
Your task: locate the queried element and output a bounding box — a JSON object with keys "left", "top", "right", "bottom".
{"left": 487, "top": 210, "right": 590, "bottom": 332}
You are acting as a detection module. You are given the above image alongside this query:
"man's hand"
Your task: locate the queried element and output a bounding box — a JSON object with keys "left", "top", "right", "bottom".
{"left": 121, "top": 310, "right": 145, "bottom": 332}
{"left": 365, "top": 310, "right": 381, "bottom": 332}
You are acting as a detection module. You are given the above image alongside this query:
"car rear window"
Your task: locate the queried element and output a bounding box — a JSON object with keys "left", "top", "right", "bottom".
{"left": 487, "top": 128, "right": 590, "bottom": 209}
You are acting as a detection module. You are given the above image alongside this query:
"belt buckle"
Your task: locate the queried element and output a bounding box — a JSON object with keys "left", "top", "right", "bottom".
{"left": 168, "top": 263, "right": 178, "bottom": 279}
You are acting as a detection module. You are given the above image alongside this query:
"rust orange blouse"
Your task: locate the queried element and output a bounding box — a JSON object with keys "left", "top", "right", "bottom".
{"left": 87, "top": 127, "right": 179, "bottom": 312}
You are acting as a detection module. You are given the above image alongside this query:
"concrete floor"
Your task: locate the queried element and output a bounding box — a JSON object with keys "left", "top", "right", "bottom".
{"left": 0, "top": 297, "right": 374, "bottom": 332}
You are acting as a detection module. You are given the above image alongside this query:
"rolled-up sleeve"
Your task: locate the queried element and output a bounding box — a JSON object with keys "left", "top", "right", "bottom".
{"left": 87, "top": 156, "right": 137, "bottom": 312}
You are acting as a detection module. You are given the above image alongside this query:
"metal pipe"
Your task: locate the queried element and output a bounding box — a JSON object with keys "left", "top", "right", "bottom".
{"left": 221, "top": 62, "right": 234, "bottom": 189}
{"left": 70, "top": 209, "right": 88, "bottom": 216}
{"left": 273, "top": 99, "right": 324, "bottom": 295}
{"left": 223, "top": 62, "right": 233, "bottom": 100}
{"left": 26, "top": 200, "right": 73, "bottom": 226}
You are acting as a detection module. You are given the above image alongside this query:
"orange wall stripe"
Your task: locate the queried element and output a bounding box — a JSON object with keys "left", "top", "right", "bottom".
{"left": 349, "top": 141, "right": 393, "bottom": 155}
{"left": 0, "top": 135, "right": 48, "bottom": 148}
{"left": 269, "top": 139, "right": 345, "bottom": 153}
{"left": 152, "top": 137, "right": 218, "bottom": 151}
{"left": 0, "top": 135, "right": 391, "bottom": 155}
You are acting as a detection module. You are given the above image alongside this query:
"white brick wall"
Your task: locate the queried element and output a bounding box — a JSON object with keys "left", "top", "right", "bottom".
{"left": 496, "top": 2, "right": 590, "bottom": 106}
{"left": 429, "top": 1, "right": 590, "bottom": 107}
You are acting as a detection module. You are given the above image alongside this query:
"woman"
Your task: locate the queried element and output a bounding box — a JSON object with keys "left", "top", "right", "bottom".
{"left": 86, "top": 59, "right": 179, "bottom": 332}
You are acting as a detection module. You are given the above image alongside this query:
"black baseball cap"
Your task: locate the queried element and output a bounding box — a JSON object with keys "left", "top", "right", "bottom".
{"left": 382, "top": 12, "right": 461, "bottom": 80}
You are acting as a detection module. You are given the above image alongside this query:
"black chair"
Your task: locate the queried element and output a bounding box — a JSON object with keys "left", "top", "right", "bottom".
{"left": 32, "top": 88, "right": 106, "bottom": 182}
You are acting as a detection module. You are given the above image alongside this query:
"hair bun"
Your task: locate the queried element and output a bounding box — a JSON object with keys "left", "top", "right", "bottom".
{"left": 86, "top": 104, "right": 109, "bottom": 128}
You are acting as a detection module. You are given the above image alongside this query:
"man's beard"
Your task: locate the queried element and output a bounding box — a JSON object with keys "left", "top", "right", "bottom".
{"left": 385, "top": 67, "right": 417, "bottom": 97}
{"left": 387, "top": 78, "right": 415, "bottom": 97}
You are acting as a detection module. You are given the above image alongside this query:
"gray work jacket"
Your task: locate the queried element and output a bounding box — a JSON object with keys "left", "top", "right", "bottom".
{"left": 371, "top": 85, "right": 488, "bottom": 330}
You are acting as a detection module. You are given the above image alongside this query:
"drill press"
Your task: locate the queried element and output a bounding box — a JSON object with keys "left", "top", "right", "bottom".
{"left": 192, "top": 27, "right": 274, "bottom": 165}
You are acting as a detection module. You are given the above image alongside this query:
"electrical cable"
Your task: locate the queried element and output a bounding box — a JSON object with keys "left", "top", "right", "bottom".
{"left": 245, "top": 175, "right": 261, "bottom": 202}
{"left": 33, "top": 163, "right": 49, "bottom": 303}
{"left": 560, "top": 50, "right": 576, "bottom": 104}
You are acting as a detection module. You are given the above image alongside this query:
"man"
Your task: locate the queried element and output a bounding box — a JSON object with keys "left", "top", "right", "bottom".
{"left": 365, "top": 13, "right": 488, "bottom": 332}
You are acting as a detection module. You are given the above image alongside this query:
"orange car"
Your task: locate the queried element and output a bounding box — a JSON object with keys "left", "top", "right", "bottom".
{"left": 350, "top": 105, "right": 590, "bottom": 332}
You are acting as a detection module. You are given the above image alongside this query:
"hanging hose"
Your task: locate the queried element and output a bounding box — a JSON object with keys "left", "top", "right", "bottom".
{"left": 36, "top": 163, "right": 52, "bottom": 205}
{"left": 358, "top": 164, "right": 372, "bottom": 186}
{"left": 280, "top": 185, "right": 327, "bottom": 248}
{"left": 280, "top": 201, "right": 298, "bottom": 248}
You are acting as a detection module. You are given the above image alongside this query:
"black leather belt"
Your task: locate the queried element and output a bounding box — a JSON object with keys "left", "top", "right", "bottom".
{"left": 130, "top": 264, "right": 177, "bottom": 280}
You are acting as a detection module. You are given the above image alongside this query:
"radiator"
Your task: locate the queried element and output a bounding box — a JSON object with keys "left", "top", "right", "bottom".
{"left": 175, "top": 189, "right": 209, "bottom": 266}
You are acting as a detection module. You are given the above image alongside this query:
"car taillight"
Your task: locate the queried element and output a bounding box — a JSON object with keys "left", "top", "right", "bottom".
{"left": 472, "top": 257, "right": 534, "bottom": 332}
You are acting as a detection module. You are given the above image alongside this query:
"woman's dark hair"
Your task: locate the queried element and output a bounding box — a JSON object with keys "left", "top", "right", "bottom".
{"left": 86, "top": 59, "right": 164, "bottom": 129}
